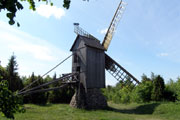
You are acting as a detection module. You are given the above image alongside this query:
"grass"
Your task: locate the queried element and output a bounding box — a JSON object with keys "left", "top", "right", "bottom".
{"left": 1, "top": 102, "right": 180, "bottom": 120}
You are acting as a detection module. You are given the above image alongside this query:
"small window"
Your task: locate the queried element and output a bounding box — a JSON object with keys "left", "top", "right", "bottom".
{"left": 74, "top": 53, "right": 78, "bottom": 63}
{"left": 76, "top": 66, "right": 80, "bottom": 72}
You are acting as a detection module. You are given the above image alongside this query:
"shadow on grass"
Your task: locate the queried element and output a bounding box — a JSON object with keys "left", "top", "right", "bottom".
{"left": 107, "top": 103, "right": 160, "bottom": 115}
{"left": 24, "top": 103, "right": 53, "bottom": 109}
{"left": 37, "top": 103, "right": 54, "bottom": 107}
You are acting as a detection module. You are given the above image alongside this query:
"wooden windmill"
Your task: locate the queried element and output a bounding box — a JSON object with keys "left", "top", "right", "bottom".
{"left": 17, "top": 0, "right": 140, "bottom": 109}
{"left": 70, "top": 0, "right": 140, "bottom": 109}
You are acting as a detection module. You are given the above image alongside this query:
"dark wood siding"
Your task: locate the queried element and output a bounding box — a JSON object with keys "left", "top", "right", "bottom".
{"left": 86, "top": 47, "right": 105, "bottom": 88}
{"left": 71, "top": 36, "right": 105, "bottom": 89}
{"left": 71, "top": 39, "right": 87, "bottom": 89}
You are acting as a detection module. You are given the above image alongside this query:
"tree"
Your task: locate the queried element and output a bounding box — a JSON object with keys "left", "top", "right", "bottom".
{"left": 164, "top": 80, "right": 177, "bottom": 102}
{"left": 141, "top": 74, "right": 151, "bottom": 83}
{"left": 0, "top": 65, "right": 8, "bottom": 81}
{"left": 151, "top": 75, "right": 165, "bottom": 101}
{"left": 6, "top": 54, "right": 23, "bottom": 92}
{"left": 0, "top": 80, "right": 25, "bottom": 119}
{"left": 0, "top": 0, "right": 87, "bottom": 26}
{"left": 48, "top": 73, "right": 75, "bottom": 103}
{"left": 23, "top": 73, "right": 48, "bottom": 104}
{"left": 131, "top": 80, "right": 153, "bottom": 103}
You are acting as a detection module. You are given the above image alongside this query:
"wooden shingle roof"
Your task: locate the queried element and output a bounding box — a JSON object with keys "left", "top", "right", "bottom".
{"left": 70, "top": 35, "right": 105, "bottom": 51}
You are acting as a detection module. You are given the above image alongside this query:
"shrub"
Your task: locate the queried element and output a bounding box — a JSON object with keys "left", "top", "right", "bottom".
{"left": 151, "top": 75, "right": 165, "bottom": 101}
{"left": 23, "top": 73, "right": 48, "bottom": 104}
{"left": 131, "top": 81, "right": 153, "bottom": 103}
{"left": 48, "top": 84, "right": 74, "bottom": 103}
{"left": 0, "top": 80, "right": 25, "bottom": 119}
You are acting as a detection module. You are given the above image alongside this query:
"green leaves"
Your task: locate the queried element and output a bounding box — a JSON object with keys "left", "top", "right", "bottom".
{"left": 6, "top": 12, "right": 15, "bottom": 25}
{"left": 63, "top": 0, "right": 71, "bottom": 9}
{"left": 17, "top": 22, "right": 20, "bottom": 27}
{"left": 27, "top": 0, "right": 36, "bottom": 11}
{"left": 16, "top": 2, "right": 24, "bottom": 10}
{"left": 0, "top": 0, "right": 79, "bottom": 26}
{"left": 0, "top": 80, "right": 25, "bottom": 119}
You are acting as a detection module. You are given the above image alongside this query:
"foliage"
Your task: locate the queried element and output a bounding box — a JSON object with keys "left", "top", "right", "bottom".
{"left": 0, "top": 65, "right": 7, "bottom": 81}
{"left": 0, "top": 0, "right": 90, "bottom": 26}
{"left": 165, "top": 78, "right": 180, "bottom": 101}
{"left": 63, "top": 0, "right": 71, "bottom": 9}
{"left": 0, "top": 80, "right": 25, "bottom": 119}
{"left": 164, "top": 85, "right": 177, "bottom": 102}
{"left": 103, "top": 73, "right": 178, "bottom": 104}
{"left": 0, "top": 0, "right": 23, "bottom": 26}
{"left": 151, "top": 75, "right": 165, "bottom": 101}
{"left": 0, "top": 0, "right": 53, "bottom": 26}
{"left": 48, "top": 73, "right": 75, "bottom": 103}
{"left": 0, "top": 54, "right": 76, "bottom": 119}
{"left": 102, "top": 85, "right": 115, "bottom": 101}
{"left": 141, "top": 74, "right": 151, "bottom": 83}
{"left": 119, "top": 87, "right": 131, "bottom": 103}
{"left": 6, "top": 54, "right": 23, "bottom": 92}
{"left": 130, "top": 75, "right": 153, "bottom": 103}
{"left": 23, "top": 73, "right": 48, "bottom": 104}
{"left": 131, "top": 81, "right": 153, "bottom": 103}
{"left": 175, "top": 78, "right": 180, "bottom": 100}
{"left": 103, "top": 81, "right": 133, "bottom": 104}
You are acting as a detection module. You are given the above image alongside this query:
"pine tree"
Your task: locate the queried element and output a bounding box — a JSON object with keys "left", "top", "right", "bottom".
{"left": 151, "top": 75, "right": 165, "bottom": 101}
{"left": 6, "top": 54, "right": 23, "bottom": 92}
{"left": 26, "top": 73, "right": 48, "bottom": 104}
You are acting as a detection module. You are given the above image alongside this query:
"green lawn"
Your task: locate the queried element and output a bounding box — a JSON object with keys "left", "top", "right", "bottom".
{"left": 1, "top": 102, "right": 180, "bottom": 120}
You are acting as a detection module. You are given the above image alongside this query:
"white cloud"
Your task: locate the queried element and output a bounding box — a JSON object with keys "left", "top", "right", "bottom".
{"left": 0, "top": 21, "right": 71, "bottom": 76}
{"left": 158, "top": 53, "right": 169, "bottom": 57}
{"left": 100, "top": 28, "right": 108, "bottom": 34}
{"left": 36, "top": 4, "right": 65, "bottom": 19}
{"left": 0, "top": 31, "right": 56, "bottom": 61}
{"left": 9, "top": 43, "right": 54, "bottom": 61}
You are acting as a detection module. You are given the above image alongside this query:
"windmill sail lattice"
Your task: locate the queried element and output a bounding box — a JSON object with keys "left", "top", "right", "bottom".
{"left": 102, "top": 0, "right": 127, "bottom": 50}
{"left": 105, "top": 53, "right": 140, "bottom": 86}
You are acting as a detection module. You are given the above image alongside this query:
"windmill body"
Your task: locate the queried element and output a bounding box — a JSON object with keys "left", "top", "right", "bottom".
{"left": 70, "top": 35, "right": 105, "bottom": 89}
{"left": 70, "top": 35, "right": 107, "bottom": 109}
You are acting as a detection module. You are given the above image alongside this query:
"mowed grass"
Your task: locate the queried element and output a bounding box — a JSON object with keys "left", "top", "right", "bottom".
{"left": 1, "top": 102, "right": 180, "bottom": 120}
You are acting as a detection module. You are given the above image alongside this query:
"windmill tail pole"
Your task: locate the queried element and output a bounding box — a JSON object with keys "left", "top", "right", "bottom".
{"left": 18, "top": 54, "right": 73, "bottom": 93}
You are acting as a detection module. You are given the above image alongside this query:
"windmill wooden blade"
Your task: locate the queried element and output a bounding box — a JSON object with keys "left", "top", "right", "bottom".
{"left": 102, "top": 0, "right": 127, "bottom": 50}
{"left": 105, "top": 53, "right": 140, "bottom": 87}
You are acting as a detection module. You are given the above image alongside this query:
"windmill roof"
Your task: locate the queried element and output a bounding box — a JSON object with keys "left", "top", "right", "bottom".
{"left": 70, "top": 35, "right": 105, "bottom": 51}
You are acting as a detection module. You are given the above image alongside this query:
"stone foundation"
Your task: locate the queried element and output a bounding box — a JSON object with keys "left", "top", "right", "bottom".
{"left": 70, "top": 85, "right": 107, "bottom": 109}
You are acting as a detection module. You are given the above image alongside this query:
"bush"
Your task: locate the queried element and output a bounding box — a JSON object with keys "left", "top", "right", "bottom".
{"left": 103, "top": 73, "right": 178, "bottom": 104}
{"left": 131, "top": 81, "right": 153, "bottom": 103}
{"left": 119, "top": 87, "right": 131, "bottom": 103}
{"left": 151, "top": 75, "right": 165, "bottom": 101}
{"left": 0, "top": 80, "right": 25, "bottom": 119}
{"left": 23, "top": 73, "right": 48, "bottom": 104}
{"left": 0, "top": 66, "right": 7, "bottom": 81}
{"left": 102, "top": 85, "right": 115, "bottom": 101}
{"left": 48, "top": 84, "right": 74, "bottom": 103}
{"left": 164, "top": 86, "right": 177, "bottom": 102}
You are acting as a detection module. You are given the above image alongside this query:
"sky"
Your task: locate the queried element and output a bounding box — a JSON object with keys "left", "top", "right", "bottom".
{"left": 0, "top": 0, "right": 180, "bottom": 86}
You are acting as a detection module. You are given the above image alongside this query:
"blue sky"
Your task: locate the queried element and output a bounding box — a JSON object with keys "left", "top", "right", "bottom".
{"left": 0, "top": 0, "right": 180, "bottom": 85}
